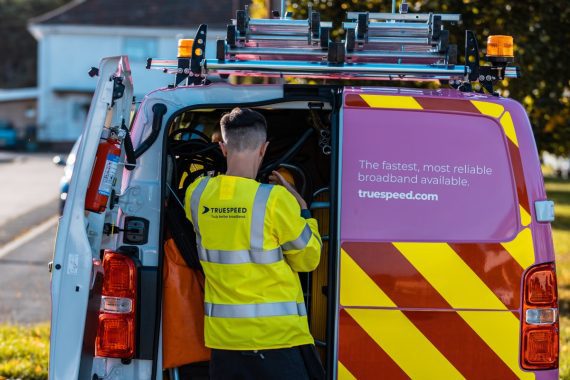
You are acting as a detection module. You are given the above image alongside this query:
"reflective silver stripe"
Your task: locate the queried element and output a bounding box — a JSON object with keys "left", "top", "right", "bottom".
{"left": 281, "top": 223, "right": 313, "bottom": 251}
{"left": 204, "top": 301, "right": 307, "bottom": 318}
{"left": 190, "top": 176, "right": 210, "bottom": 245}
{"left": 250, "top": 184, "right": 273, "bottom": 251}
{"left": 199, "top": 247, "right": 283, "bottom": 264}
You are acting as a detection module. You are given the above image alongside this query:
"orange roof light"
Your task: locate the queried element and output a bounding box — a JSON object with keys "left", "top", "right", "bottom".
{"left": 178, "top": 39, "right": 194, "bottom": 58}
{"left": 487, "top": 35, "right": 514, "bottom": 58}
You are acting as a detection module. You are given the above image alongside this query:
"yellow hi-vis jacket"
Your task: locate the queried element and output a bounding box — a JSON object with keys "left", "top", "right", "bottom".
{"left": 185, "top": 175, "right": 322, "bottom": 350}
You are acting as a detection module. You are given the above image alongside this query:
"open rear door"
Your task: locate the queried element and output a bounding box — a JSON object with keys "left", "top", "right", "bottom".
{"left": 335, "top": 88, "right": 537, "bottom": 379}
{"left": 49, "top": 56, "right": 134, "bottom": 380}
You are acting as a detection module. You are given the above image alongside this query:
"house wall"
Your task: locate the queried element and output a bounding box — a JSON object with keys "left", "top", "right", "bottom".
{"left": 30, "top": 25, "right": 224, "bottom": 142}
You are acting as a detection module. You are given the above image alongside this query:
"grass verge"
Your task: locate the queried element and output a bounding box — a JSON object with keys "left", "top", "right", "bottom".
{"left": 0, "top": 323, "right": 49, "bottom": 380}
{"left": 546, "top": 178, "right": 570, "bottom": 379}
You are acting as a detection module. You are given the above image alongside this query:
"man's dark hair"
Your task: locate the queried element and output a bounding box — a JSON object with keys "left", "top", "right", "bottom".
{"left": 220, "top": 108, "right": 267, "bottom": 151}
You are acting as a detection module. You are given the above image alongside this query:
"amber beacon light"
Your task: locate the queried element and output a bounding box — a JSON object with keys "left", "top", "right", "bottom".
{"left": 486, "top": 35, "right": 514, "bottom": 59}
{"left": 178, "top": 39, "right": 194, "bottom": 58}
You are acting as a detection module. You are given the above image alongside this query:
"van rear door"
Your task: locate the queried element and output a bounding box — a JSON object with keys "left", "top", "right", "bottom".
{"left": 49, "top": 56, "right": 134, "bottom": 380}
{"left": 336, "top": 88, "right": 539, "bottom": 379}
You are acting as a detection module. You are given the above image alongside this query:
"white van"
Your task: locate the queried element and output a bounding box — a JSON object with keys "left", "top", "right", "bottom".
{"left": 50, "top": 8, "right": 559, "bottom": 380}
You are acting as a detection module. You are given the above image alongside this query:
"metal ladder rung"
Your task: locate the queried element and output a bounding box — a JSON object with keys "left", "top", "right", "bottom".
{"left": 243, "top": 18, "right": 310, "bottom": 27}
{"left": 346, "top": 12, "right": 461, "bottom": 22}
{"left": 349, "top": 51, "right": 444, "bottom": 60}
{"left": 344, "top": 21, "right": 430, "bottom": 32}
{"left": 230, "top": 47, "right": 326, "bottom": 57}
{"left": 243, "top": 34, "right": 311, "bottom": 41}
{"left": 242, "top": 18, "right": 332, "bottom": 29}
{"left": 367, "top": 36, "right": 430, "bottom": 45}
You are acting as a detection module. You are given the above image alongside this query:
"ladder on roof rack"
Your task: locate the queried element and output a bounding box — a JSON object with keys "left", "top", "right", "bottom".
{"left": 146, "top": 6, "right": 520, "bottom": 94}
{"left": 343, "top": 12, "right": 457, "bottom": 65}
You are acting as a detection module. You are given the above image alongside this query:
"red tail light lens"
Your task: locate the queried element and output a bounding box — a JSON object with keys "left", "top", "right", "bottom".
{"left": 525, "top": 266, "right": 557, "bottom": 305}
{"left": 96, "top": 314, "right": 135, "bottom": 358}
{"left": 102, "top": 252, "right": 137, "bottom": 298}
{"left": 95, "top": 250, "right": 137, "bottom": 359}
{"left": 522, "top": 328, "right": 559, "bottom": 367}
{"left": 521, "top": 263, "right": 559, "bottom": 370}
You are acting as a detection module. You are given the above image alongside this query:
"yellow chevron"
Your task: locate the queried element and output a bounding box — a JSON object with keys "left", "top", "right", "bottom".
{"left": 393, "top": 242, "right": 534, "bottom": 379}
{"left": 341, "top": 249, "right": 395, "bottom": 307}
{"left": 360, "top": 94, "right": 423, "bottom": 110}
{"left": 501, "top": 227, "right": 535, "bottom": 269}
{"left": 338, "top": 361, "right": 357, "bottom": 380}
{"left": 500, "top": 111, "right": 519, "bottom": 147}
{"left": 346, "top": 308, "right": 464, "bottom": 380}
{"left": 470, "top": 100, "right": 505, "bottom": 118}
{"left": 458, "top": 311, "right": 535, "bottom": 380}
{"left": 340, "top": 250, "right": 463, "bottom": 379}
{"left": 393, "top": 243, "right": 507, "bottom": 310}
{"left": 520, "top": 204, "right": 532, "bottom": 226}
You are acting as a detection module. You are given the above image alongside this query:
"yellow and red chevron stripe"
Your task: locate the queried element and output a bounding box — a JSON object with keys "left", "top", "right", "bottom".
{"left": 344, "top": 93, "right": 532, "bottom": 226}
{"left": 339, "top": 238, "right": 535, "bottom": 380}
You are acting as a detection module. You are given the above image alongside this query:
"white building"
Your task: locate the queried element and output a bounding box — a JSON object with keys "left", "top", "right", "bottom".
{"left": 28, "top": 0, "right": 246, "bottom": 144}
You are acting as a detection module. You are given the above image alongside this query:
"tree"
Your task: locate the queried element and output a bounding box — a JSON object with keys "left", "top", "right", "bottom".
{"left": 287, "top": 0, "right": 570, "bottom": 153}
{"left": 0, "top": 0, "right": 68, "bottom": 88}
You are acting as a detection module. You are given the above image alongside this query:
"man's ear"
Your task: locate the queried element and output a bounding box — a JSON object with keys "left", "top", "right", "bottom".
{"left": 219, "top": 141, "right": 228, "bottom": 157}
{"left": 260, "top": 141, "right": 270, "bottom": 157}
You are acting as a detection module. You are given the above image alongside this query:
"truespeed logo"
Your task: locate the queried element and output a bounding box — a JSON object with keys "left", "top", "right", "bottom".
{"left": 358, "top": 189, "right": 439, "bottom": 201}
{"left": 202, "top": 206, "right": 248, "bottom": 218}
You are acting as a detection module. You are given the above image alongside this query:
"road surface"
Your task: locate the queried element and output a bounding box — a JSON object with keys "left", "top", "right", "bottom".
{"left": 0, "top": 219, "right": 57, "bottom": 324}
{"left": 0, "top": 153, "right": 61, "bottom": 225}
{"left": 0, "top": 152, "right": 63, "bottom": 324}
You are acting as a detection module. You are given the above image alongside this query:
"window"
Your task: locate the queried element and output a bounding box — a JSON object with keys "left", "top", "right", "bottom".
{"left": 123, "top": 37, "right": 158, "bottom": 61}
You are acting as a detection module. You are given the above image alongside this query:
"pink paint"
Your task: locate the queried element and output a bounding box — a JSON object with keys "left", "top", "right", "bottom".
{"left": 341, "top": 106, "right": 519, "bottom": 242}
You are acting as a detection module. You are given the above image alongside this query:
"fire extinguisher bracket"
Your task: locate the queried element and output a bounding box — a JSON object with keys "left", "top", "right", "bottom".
{"left": 111, "top": 76, "right": 125, "bottom": 106}
{"left": 117, "top": 186, "right": 145, "bottom": 215}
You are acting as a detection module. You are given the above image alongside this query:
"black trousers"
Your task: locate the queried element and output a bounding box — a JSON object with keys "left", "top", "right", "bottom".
{"left": 210, "top": 346, "right": 311, "bottom": 380}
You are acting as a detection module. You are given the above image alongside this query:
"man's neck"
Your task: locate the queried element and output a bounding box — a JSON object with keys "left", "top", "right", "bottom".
{"left": 225, "top": 152, "right": 259, "bottom": 180}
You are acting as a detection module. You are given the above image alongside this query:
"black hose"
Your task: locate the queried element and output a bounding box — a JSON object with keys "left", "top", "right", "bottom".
{"left": 169, "top": 128, "right": 210, "bottom": 142}
{"left": 278, "top": 163, "right": 307, "bottom": 197}
{"left": 134, "top": 103, "right": 167, "bottom": 159}
{"left": 259, "top": 127, "right": 314, "bottom": 177}
{"left": 121, "top": 123, "right": 136, "bottom": 171}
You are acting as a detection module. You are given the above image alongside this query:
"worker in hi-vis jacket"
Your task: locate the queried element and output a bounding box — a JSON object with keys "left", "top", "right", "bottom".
{"left": 185, "top": 107, "right": 324, "bottom": 379}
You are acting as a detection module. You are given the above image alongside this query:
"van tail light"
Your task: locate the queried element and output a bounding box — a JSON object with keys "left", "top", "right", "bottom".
{"left": 95, "top": 250, "right": 137, "bottom": 359}
{"left": 521, "top": 263, "right": 559, "bottom": 370}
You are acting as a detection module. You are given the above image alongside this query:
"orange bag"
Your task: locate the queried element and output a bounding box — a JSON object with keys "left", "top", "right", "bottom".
{"left": 162, "top": 237, "right": 210, "bottom": 369}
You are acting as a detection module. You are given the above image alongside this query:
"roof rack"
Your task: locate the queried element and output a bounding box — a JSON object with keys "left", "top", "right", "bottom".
{"left": 146, "top": 5, "right": 520, "bottom": 94}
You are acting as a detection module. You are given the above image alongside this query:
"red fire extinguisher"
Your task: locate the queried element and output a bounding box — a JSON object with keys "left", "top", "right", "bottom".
{"left": 86, "top": 130, "right": 121, "bottom": 213}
